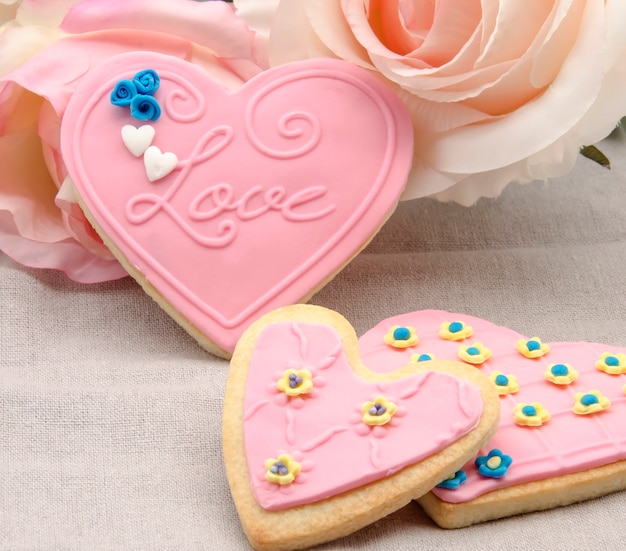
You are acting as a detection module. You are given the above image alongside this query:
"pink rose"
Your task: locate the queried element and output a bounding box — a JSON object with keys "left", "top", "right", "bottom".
{"left": 234, "top": 0, "right": 626, "bottom": 204}
{"left": 0, "top": 0, "right": 260, "bottom": 282}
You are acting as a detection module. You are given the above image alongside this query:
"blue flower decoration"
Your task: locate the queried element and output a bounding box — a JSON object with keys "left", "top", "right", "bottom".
{"left": 436, "top": 470, "right": 467, "bottom": 490}
{"left": 475, "top": 449, "right": 512, "bottom": 479}
{"left": 130, "top": 94, "right": 161, "bottom": 122}
{"left": 133, "top": 69, "right": 160, "bottom": 95}
{"left": 111, "top": 69, "right": 162, "bottom": 121}
{"left": 110, "top": 79, "right": 137, "bottom": 107}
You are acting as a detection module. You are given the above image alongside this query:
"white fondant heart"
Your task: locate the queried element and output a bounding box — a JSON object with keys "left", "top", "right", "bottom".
{"left": 143, "top": 145, "right": 178, "bottom": 182}
{"left": 121, "top": 124, "right": 155, "bottom": 157}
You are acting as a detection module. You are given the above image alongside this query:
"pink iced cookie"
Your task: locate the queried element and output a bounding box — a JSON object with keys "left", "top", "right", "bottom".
{"left": 223, "top": 305, "right": 499, "bottom": 550}
{"left": 359, "top": 310, "right": 626, "bottom": 527}
{"left": 60, "top": 52, "right": 413, "bottom": 358}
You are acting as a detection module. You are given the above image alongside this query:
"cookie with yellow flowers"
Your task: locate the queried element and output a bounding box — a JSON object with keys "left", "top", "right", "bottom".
{"left": 359, "top": 309, "right": 626, "bottom": 529}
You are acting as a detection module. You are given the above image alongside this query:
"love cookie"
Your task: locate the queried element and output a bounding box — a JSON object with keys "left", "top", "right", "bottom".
{"left": 60, "top": 53, "right": 413, "bottom": 357}
{"left": 358, "top": 310, "right": 626, "bottom": 528}
{"left": 223, "top": 305, "right": 499, "bottom": 550}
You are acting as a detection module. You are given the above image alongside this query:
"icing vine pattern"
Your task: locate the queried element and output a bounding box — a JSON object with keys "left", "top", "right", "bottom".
{"left": 242, "top": 321, "right": 484, "bottom": 510}
{"left": 113, "top": 69, "right": 337, "bottom": 248}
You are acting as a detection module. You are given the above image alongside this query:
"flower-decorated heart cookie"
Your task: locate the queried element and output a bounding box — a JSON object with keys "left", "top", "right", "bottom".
{"left": 358, "top": 310, "right": 626, "bottom": 528}
{"left": 60, "top": 53, "right": 414, "bottom": 358}
{"left": 223, "top": 305, "right": 500, "bottom": 550}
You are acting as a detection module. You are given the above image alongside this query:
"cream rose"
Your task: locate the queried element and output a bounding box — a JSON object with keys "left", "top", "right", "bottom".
{"left": 234, "top": 0, "right": 626, "bottom": 204}
{"left": 0, "top": 0, "right": 260, "bottom": 282}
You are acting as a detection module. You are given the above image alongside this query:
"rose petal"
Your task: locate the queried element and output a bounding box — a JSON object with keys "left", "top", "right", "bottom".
{"left": 0, "top": 88, "right": 68, "bottom": 243}
{"left": 366, "top": 0, "right": 428, "bottom": 56}
{"left": 477, "top": 0, "right": 552, "bottom": 67}
{"left": 233, "top": 0, "right": 281, "bottom": 66}
{"left": 3, "top": 30, "right": 189, "bottom": 114}
{"left": 0, "top": 25, "right": 60, "bottom": 76}
{"left": 530, "top": 0, "right": 583, "bottom": 89}
{"left": 187, "top": 46, "right": 262, "bottom": 92}
{"left": 565, "top": 0, "right": 626, "bottom": 144}
{"left": 14, "top": 0, "right": 80, "bottom": 28}
{"left": 411, "top": 137, "right": 581, "bottom": 205}
{"left": 263, "top": 0, "right": 372, "bottom": 69}
{"left": 0, "top": 211, "right": 127, "bottom": 283}
{"left": 62, "top": 0, "right": 255, "bottom": 61}
{"left": 605, "top": 0, "right": 626, "bottom": 68}
{"left": 401, "top": 0, "right": 481, "bottom": 67}
{"left": 413, "top": 0, "right": 605, "bottom": 175}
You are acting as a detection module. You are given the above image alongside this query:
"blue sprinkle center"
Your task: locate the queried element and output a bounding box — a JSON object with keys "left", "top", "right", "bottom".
{"left": 417, "top": 354, "right": 432, "bottom": 362}
{"left": 551, "top": 364, "right": 569, "bottom": 376}
{"left": 449, "top": 321, "right": 463, "bottom": 333}
{"left": 605, "top": 355, "right": 620, "bottom": 367}
{"left": 495, "top": 374, "right": 509, "bottom": 386}
{"left": 393, "top": 327, "right": 411, "bottom": 341}
{"left": 581, "top": 394, "right": 599, "bottom": 406}
{"left": 522, "top": 405, "right": 537, "bottom": 417}
{"left": 527, "top": 340, "right": 541, "bottom": 351}
{"left": 466, "top": 346, "right": 481, "bottom": 356}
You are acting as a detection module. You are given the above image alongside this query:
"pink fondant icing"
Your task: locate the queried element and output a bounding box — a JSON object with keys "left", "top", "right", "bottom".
{"left": 60, "top": 52, "right": 413, "bottom": 354}
{"left": 243, "top": 321, "right": 484, "bottom": 511}
{"left": 358, "top": 310, "right": 626, "bottom": 503}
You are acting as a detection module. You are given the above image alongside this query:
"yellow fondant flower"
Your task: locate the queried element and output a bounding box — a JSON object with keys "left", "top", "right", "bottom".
{"left": 361, "top": 396, "right": 398, "bottom": 426}
{"left": 276, "top": 368, "right": 314, "bottom": 397}
{"left": 458, "top": 343, "right": 491, "bottom": 365}
{"left": 544, "top": 363, "right": 579, "bottom": 385}
{"left": 595, "top": 352, "right": 626, "bottom": 375}
{"left": 489, "top": 371, "right": 519, "bottom": 395}
{"left": 517, "top": 337, "right": 550, "bottom": 359}
{"left": 264, "top": 453, "right": 302, "bottom": 485}
{"left": 383, "top": 325, "right": 418, "bottom": 348}
{"left": 410, "top": 352, "right": 435, "bottom": 363}
{"left": 514, "top": 402, "right": 551, "bottom": 427}
{"left": 439, "top": 320, "right": 473, "bottom": 341}
{"left": 573, "top": 390, "right": 611, "bottom": 415}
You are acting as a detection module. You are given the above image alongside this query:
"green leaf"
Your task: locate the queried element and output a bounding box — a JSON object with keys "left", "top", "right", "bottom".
{"left": 580, "top": 145, "right": 611, "bottom": 169}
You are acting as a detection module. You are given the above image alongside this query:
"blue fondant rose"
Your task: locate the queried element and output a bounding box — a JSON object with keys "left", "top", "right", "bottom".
{"left": 110, "top": 79, "right": 137, "bottom": 107}
{"left": 133, "top": 69, "right": 160, "bottom": 95}
{"left": 130, "top": 94, "right": 161, "bottom": 122}
{"left": 436, "top": 470, "right": 467, "bottom": 490}
{"left": 111, "top": 69, "right": 162, "bottom": 121}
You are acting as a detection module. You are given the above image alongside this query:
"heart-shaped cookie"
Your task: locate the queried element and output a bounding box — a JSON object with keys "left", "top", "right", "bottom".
{"left": 223, "top": 305, "right": 499, "bottom": 550}
{"left": 358, "top": 310, "right": 626, "bottom": 527}
{"left": 60, "top": 53, "right": 413, "bottom": 357}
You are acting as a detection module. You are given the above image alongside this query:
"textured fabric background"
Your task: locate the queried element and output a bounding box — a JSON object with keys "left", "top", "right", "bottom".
{"left": 1, "top": 132, "right": 626, "bottom": 550}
